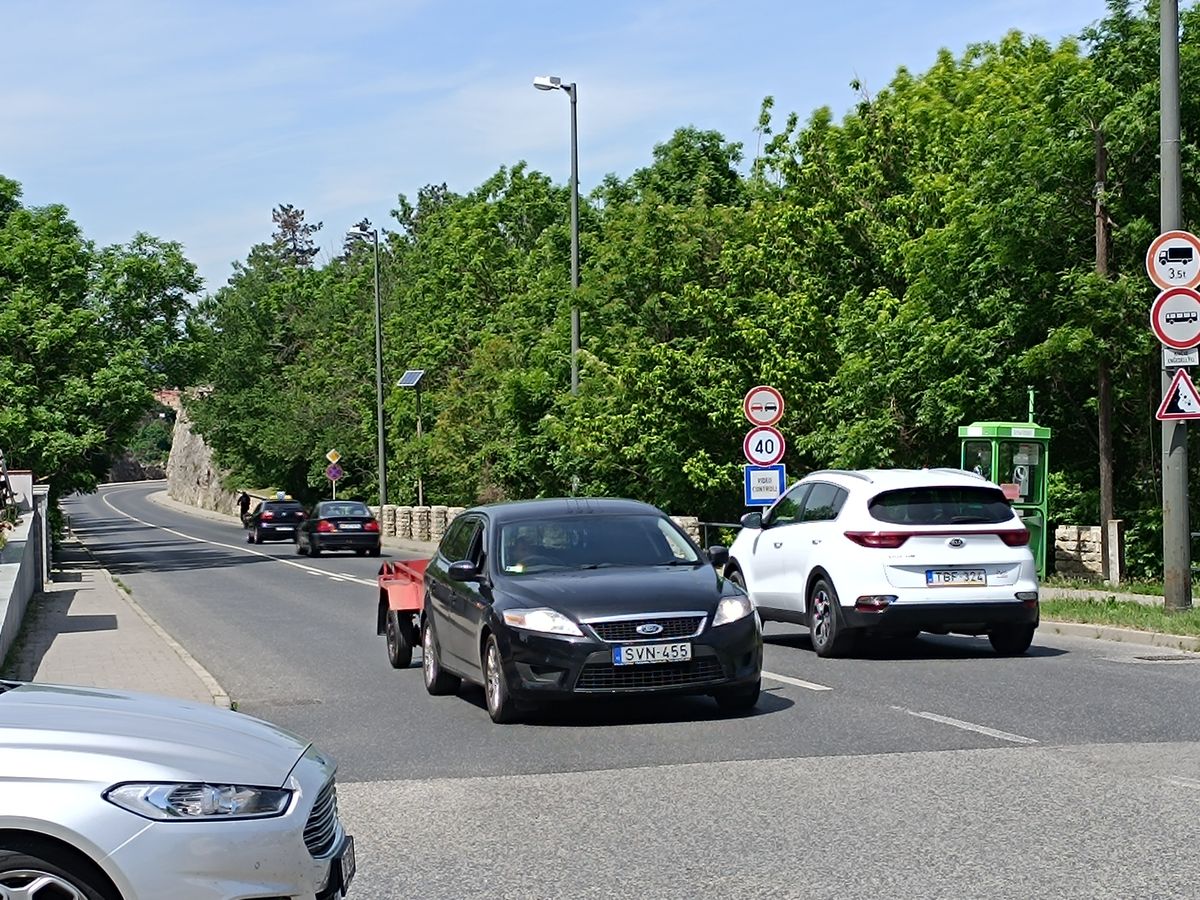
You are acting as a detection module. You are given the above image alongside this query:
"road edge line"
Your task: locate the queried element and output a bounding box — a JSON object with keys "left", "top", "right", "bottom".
{"left": 1040, "top": 619, "right": 1200, "bottom": 653}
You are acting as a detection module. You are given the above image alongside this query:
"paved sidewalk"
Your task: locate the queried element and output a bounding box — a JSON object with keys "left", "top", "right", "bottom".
{"left": 2, "top": 541, "right": 228, "bottom": 706}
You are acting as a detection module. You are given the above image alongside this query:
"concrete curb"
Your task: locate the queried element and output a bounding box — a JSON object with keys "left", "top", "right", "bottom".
{"left": 1040, "top": 618, "right": 1200, "bottom": 653}
{"left": 69, "top": 535, "right": 232, "bottom": 708}
{"left": 1041, "top": 587, "right": 1174, "bottom": 608}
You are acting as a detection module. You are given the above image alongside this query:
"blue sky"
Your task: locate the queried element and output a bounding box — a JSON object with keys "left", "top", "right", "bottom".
{"left": 2, "top": 0, "right": 1111, "bottom": 293}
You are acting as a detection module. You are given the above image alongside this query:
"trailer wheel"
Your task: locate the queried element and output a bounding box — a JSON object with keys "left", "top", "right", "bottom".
{"left": 385, "top": 610, "right": 414, "bottom": 669}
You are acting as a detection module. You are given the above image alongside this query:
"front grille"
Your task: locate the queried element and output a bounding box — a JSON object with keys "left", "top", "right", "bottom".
{"left": 575, "top": 658, "right": 725, "bottom": 691}
{"left": 304, "top": 779, "right": 340, "bottom": 857}
{"left": 588, "top": 616, "right": 705, "bottom": 642}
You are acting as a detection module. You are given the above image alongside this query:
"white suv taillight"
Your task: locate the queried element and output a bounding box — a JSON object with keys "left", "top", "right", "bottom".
{"left": 844, "top": 531, "right": 910, "bottom": 548}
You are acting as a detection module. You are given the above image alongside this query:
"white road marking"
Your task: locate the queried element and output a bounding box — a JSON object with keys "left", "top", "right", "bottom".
{"left": 762, "top": 671, "right": 832, "bottom": 692}
{"left": 99, "top": 490, "right": 378, "bottom": 588}
{"left": 892, "top": 706, "right": 1038, "bottom": 745}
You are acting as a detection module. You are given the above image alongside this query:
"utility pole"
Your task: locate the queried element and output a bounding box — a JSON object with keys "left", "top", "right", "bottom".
{"left": 1161, "top": 0, "right": 1192, "bottom": 611}
{"left": 1095, "top": 127, "right": 1115, "bottom": 579}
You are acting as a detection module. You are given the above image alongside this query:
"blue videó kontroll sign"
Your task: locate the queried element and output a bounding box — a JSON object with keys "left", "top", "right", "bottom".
{"left": 743, "top": 464, "right": 786, "bottom": 507}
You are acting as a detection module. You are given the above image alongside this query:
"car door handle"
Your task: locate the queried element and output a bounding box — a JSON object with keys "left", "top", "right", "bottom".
{"left": 773, "top": 542, "right": 783, "bottom": 549}
{"left": 811, "top": 539, "right": 821, "bottom": 545}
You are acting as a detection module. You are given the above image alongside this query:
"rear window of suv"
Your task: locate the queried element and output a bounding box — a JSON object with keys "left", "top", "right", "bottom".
{"left": 868, "top": 487, "right": 1013, "bottom": 526}
{"left": 264, "top": 502, "right": 304, "bottom": 513}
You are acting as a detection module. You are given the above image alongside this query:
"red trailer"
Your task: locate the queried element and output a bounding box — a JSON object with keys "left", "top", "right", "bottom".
{"left": 375, "top": 558, "right": 430, "bottom": 668}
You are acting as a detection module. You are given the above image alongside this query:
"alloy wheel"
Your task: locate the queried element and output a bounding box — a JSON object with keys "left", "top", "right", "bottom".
{"left": 423, "top": 624, "right": 435, "bottom": 685}
{"left": 485, "top": 643, "right": 501, "bottom": 713}
{"left": 812, "top": 589, "right": 832, "bottom": 647}
{"left": 0, "top": 870, "right": 88, "bottom": 900}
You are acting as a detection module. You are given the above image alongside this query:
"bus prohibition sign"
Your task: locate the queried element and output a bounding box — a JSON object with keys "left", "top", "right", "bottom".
{"left": 743, "top": 425, "right": 786, "bottom": 466}
{"left": 1151, "top": 286, "right": 1200, "bottom": 350}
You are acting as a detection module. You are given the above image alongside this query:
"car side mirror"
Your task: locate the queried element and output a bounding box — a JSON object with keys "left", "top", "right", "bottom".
{"left": 447, "top": 560, "right": 480, "bottom": 582}
{"left": 706, "top": 546, "right": 729, "bottom": 568}
{"left": 739, "top": 512, "right": 763, "bottom": 529}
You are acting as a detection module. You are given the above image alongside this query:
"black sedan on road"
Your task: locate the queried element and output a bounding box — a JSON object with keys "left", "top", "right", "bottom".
{"left": 245, "top": 498, "right": 306, "bottom": 543}
{"left": 296, "top": 500, "right": 382, "bottom": 557}
{"left": 420, "top": 498, "right": 762, "bottom": 723}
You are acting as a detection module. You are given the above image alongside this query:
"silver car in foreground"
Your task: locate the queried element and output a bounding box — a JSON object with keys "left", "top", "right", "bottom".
{"left": 0, "top": 681, "right": 354, "bottom": 899}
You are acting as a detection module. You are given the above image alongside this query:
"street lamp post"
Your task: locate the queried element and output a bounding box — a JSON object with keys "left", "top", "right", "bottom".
{"left": 534, "top": 74, "right": 580, "bottom": 394}
{"left": 347, "top": 223, "right": 388, "bottom": 509}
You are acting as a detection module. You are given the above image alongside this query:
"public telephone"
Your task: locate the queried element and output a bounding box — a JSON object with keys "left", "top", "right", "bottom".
{"left": 958, "top": 421, "right": 1051, "bottom": 579}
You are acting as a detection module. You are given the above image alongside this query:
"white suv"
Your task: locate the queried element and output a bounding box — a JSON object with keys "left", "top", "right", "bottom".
{"left": 725, "top": 468, "right": 1040, "bottom": 657}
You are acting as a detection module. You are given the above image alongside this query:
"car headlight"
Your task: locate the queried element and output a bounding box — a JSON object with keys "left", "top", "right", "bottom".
{"left": 104, "top": 783, "right": 293, "bottom": 821}
{"left": 712, "top": 595, "right": 753, "bottom": 627}
{"left": 502, "top": 607, "right": 583, "bottom": 636}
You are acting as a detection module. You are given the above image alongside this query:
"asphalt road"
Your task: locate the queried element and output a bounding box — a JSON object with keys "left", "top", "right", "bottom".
{"left": 65, "top": 483, "right": 1200, "bottom": 898}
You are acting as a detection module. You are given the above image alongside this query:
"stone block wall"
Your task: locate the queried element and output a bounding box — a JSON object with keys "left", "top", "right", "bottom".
{"left": 1055, "top": 525, "right": 1104, "bottom": 578}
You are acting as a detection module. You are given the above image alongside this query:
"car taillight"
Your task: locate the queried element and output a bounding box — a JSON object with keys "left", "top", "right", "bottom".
{"left": 261, "top": 511, "right": 274, "bottom": 520}
{"left": 999, "top": 529, "right": 1030, "bottom": 547}
{"left": 844, "top": 531, "right": 910, "bottom": 548}
{"left": 364, "top": 520, "right": 380, "bottom": 533}
{"left": 316, "top": 520, "right": 336, "bottom": 533}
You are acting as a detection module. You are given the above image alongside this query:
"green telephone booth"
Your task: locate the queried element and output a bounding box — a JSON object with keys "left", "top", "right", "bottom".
{"left": 957, "top": 420, "right": 1051, "bottom": 579}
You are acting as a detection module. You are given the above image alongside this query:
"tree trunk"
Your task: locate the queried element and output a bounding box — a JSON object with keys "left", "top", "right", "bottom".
{"left": 1095, "top": 128, "right": 1115, "bottom": 580}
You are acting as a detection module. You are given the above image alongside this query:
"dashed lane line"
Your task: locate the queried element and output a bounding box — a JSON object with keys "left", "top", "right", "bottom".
{"left": 99, "top": 490, "right": 378, "bottom": 588}
{"left": 762, "top": 671, "right": 833, "bottom": 692}
{"left": 892, "top": 706, "right": 1038, "bottom": 745}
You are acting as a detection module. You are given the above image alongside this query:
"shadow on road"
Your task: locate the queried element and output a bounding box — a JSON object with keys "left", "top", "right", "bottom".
{"left": 764, "top": 630, "right": 1066, "bottom": 660}
{"left": 449, "top": 680, "right": 793, "bottom": 727}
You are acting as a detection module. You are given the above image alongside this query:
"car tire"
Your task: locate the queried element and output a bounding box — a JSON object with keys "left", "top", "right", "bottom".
{"left": 385, "top": 610, "right": 414, "bottom": 669}
{"left": 295, "top": 535, "right": 307, "bottom": 556}
{"left": 422, "top": 618, "right": 460, "bottom": 695}
{"left": 989, "top": 623, "right": 1035, "bottom": 656}
{"left": 0, "top": 846, "right": 115, "bottom": 900}
{"left": 483, "top": 634, "right": 521, "bottom": 724}
{"left": 715, "top": 678, "right": 761, "bottom": 713}
{"left": 369, "top": 546, "right": 382, "bottom": 558}
{"left": 355, "top": 548, "right": 368, "bottom": 557}
{"left": 252, "top": 527, "right": 263, "bottom": 544}
{"left": 808, "top": 576, "right": 856, "bottom": 658}
{"left": 726, "top": 567, "right": 747, "bottom": 591}
{"left": 308, "top": 539, "right": 321, "bottom": 558}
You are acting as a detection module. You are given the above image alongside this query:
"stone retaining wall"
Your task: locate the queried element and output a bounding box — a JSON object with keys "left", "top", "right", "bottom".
{"left": 1055, "top": 525, "right": 1104, "bottom": 578}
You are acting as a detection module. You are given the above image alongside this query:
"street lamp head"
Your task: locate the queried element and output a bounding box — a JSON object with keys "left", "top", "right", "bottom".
{"left": 533, "top": 74, "right": 562, "bottom": 91}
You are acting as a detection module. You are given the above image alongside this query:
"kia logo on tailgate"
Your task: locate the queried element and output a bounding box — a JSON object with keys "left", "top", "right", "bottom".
{"left": 636, "top": 623, "right": 664, "bottom": 635}
{"left": 947, "top": 538, "right": 965, "bottom": 548}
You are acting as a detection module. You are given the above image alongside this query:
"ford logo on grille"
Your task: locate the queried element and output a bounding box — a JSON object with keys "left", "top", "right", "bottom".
{"left": 636, "top": 623, "right": 664, "bottom": 635}
{"left": 948, "top": 537, "right": 965, "bottom": 548}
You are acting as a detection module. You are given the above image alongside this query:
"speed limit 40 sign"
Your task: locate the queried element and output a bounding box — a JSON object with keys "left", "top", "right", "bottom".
{"left": 743, "top": 425, "right": 786, "bottom": 466}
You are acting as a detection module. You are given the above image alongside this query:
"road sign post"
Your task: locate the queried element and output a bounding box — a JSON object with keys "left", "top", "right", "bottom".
{"left": 1156, "top": 0, "right": 1191, "bottom": 613}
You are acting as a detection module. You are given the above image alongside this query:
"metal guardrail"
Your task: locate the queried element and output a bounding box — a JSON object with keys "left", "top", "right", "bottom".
{"left": 698, "top": 520, "right": 743, "bottom": 548}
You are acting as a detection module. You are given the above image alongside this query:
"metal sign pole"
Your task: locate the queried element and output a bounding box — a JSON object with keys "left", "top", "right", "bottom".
{"left": 1161, "top": 0, "right": 1192, "bottom": 611}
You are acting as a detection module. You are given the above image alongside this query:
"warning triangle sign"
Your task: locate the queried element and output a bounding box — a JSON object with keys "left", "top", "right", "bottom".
{"left": 1157, "top": 368, "right": 1200, "bottom": 420}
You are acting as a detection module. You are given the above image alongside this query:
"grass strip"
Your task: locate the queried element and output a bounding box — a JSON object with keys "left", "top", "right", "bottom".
{"left": 1042, "top": 597, "right": 1200, "bottom": 637}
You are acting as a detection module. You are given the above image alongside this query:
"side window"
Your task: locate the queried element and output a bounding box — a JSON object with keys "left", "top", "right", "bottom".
{"left": 800, "top": 483, "right": 847, "bottom": 522}
{"left": 765, "top": 484, "right": 811, "bottom": 527}
{"left": 440, "top": 518, "right": 476, "bottom": 561}
{"left": 466, "top": 524, "right": 487, "bottom": 567}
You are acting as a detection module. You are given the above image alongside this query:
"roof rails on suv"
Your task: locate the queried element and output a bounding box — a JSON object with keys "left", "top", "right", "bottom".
{"left": 804, "top": 469, "right": 874, "bottom": 483}
{"left": 926, "top": 467, "right": 987, "bottom": 480}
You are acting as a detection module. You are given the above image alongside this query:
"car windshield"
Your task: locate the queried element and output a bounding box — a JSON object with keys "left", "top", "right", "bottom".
{"left": 499, "top": 515, "right": 701, "bottom": 574}
{"left": 318, "top": 502, "right": 371, "bottom": 517}
{"left": 868, "top": 486, "right": 1014, "bottom": 526}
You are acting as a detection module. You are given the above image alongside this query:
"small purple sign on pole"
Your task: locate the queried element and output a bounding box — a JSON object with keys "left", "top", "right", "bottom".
{"left": 325, "top": 463, "right": 343, "bottom": 481}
